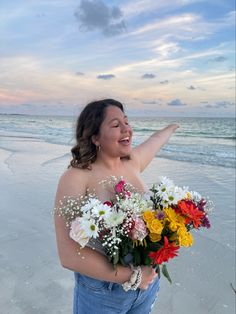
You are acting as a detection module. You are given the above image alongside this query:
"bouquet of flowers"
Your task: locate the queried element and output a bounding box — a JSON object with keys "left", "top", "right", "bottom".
{"left": 56, "top": 176, "right": 213, "bottom": 283}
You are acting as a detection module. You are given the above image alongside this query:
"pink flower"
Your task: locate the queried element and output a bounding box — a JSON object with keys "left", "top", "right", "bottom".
{"left": 131, "top": 217, "right": 148, "bottom": 241}
{"left": 125, "top": 190, "right": 131, "bottom": 198}
{"left": 115, "top": 180, "right": 125, "bottom": 194}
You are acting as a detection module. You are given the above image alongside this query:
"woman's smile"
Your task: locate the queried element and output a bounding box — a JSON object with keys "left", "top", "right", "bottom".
{"left": 118, "top": 136, "right": 131, "bottom": 146}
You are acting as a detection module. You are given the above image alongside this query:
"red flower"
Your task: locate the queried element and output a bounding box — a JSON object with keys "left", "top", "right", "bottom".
{"left": 149, "top": 236, "right": 179, "bottom": 265}
{"left": 115, "top": 180, "right": 125, "bottom": 194}
{"left": 178, "top": 200, "right": 204, "bottom": 228}
{"left": 103, "top": 201, "right": 113, "bottom": 207}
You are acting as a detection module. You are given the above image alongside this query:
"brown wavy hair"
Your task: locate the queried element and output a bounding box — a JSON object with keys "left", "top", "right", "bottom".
{"left": 68, "top": 99, "right": 128, "bottom": 170}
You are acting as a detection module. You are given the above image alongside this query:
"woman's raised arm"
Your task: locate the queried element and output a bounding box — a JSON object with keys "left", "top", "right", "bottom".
{"left": 132, "top": 123, "right": 179, "bottom": 172}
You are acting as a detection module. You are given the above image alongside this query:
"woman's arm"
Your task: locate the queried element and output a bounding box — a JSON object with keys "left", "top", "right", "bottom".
{"left": 55, "top": 215, "right": 133, "bottom": 283}
{"left": 132, "top": 123, "right": 179, "bottom": 172}
{"left": 54, "top": 168, "right": 133, "bottom": 283}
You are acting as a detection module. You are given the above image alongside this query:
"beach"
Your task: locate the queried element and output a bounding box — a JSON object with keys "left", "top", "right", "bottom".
{"left": 0, "top": 134, "right": 235, "bottom": 314}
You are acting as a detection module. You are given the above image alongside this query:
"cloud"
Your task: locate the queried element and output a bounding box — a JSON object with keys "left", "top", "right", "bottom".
{"left": 112, "top": 59, "right": 158, "bottom": 74}
{"left": 167, "top": 99, "right": 187, "bottom": 106}
{"left": 208, "top": 56, "right": 227, "bottom": 63}
{"left": 76, "top": 71, "right": 84, "bottom": 76}
{"left": 153, "top": 42, "right": 181, "bottom": 57}
{"left": 103, "top": 21, "right": 126, "bottom": 36}
{"left": 204, "top": 101, "right": 234, "bottom": 109}
{"left": 160, "top": 80, "right": 169, "bottom": 85}
{"left": 74, "top": 0, "right": 126, "bottom": 36}
{"left": 123, "top": 0, "right": 203, "bottom": 18}
{"left": 141, "top": 73, "right": 156, "bottom": 79}
{"left": 21, "top": 103, "right": 34, "bottom": 107}
{"left": 130, "top": 13, "right": 199, "bottom": 36}
{"left": 0, "top": 102, "right": 81, "bottom": 115}
{"left": 225, "top": 11, "right": 235, "bottom": 25}
{"left": 187, "top": 85, "right": 196, "bottom": 90}
{"left": 97, "top": 74, "right": 115, "bottom": 80}
{"left": 215, "top": 101, "right": 234, "bottom": 108}
{"left": 142, "top": 100, "right": 161, "bottom": 105}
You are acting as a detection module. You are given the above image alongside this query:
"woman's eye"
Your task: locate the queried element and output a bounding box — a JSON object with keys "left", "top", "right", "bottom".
{"left": 112, "top": 124, "right": 119, "bottom": 128}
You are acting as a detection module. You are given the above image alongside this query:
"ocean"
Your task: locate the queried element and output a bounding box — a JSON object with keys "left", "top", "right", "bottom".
{"left": 0, "top": 114, "right": 235, "bottom": 168}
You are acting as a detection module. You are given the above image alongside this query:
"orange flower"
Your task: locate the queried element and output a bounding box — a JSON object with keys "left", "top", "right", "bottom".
{"left": 178, "top": 200, "right": 204, "bottom": 228}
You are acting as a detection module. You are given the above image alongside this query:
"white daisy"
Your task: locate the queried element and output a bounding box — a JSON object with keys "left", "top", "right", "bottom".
{"left": 80, "top": 218, "right": 99, "bottom": 238}
{"left": 91, "top": 203, "right": 112, "bottom": 220}
{"left": 80, "top": 198, "right": 101, "bottom": 213}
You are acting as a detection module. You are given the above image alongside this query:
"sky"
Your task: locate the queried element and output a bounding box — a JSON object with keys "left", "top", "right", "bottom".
{"left": 0, "top": 0, "right": 235, "bottom": 116}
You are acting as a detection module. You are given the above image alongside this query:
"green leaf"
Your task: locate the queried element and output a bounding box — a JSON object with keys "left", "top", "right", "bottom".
{"left": 133, "top": 249, "right": 141, "bottom": 266}
{"left": 144, "top": 255, "right": 152, "bottom": 266}
{"left": 113, "top": 250, "right": 119, "bottom": 265}
{"left": 162, "top": 264, "right": 172, "bottom": 284}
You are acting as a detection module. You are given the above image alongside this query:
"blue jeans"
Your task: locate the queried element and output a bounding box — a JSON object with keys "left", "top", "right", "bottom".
{"left": 73, "top": 272, "right": 160, "bottom": 314}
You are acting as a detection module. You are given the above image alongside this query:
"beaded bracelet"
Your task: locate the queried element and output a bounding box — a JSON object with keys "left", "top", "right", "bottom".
{"left": 122, "top": 265, "right": 142, "bottom": 292}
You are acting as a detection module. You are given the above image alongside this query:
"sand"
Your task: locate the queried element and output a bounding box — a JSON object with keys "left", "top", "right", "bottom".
{"left": 0, "top": 136, "right": 235, "bottom": 314}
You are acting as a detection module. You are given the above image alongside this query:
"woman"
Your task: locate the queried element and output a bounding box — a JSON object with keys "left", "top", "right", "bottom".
{"left": 54, "top": 99, "right": 179, "bottom": 314}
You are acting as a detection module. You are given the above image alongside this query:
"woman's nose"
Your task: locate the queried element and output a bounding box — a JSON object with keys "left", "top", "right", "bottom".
{"left": 122, "top": 123, "right": 132, "bottom": 132}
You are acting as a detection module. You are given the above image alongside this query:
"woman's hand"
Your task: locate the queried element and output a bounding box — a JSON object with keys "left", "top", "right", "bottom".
{"left": 139, "top": 266, "right": 158, "bottom": 290}
{"left": 167, "top": 123, "right": 180, "bottom": 132}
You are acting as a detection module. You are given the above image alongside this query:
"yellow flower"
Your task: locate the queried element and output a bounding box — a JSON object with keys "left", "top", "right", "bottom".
{"left": 149, "top": 233, "right": 162, "bottom": 242}
{"left": 143, "top": 210, "right": 155, "bottom": 223}
{"left": 177, "top": 226, "right": 194, "bottom": 247}
{"left": 147, "top": 219, "right": 163, "bottom": 234}
{"left": 164, "top": 207, "right": 185, "bottom": 232}
{"left": 186, "top": 192, "right": 191, "bottom": 199}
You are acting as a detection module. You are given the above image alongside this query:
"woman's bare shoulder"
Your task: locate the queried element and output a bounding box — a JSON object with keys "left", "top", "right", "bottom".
{"left": 60, "top": 166, "right": 90, "bottom": 180}
{"left": 55, "top": 167, "right": 90, "bottom": 205}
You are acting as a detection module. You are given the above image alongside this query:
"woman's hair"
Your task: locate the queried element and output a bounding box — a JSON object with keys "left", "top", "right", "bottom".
{"left": 68, "top": 99, "right": 127, "bottom": 169}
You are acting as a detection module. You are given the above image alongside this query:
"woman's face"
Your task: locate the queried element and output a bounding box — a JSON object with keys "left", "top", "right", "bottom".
{"left": 94, "top": 105, "right": 133, "bottom": 158}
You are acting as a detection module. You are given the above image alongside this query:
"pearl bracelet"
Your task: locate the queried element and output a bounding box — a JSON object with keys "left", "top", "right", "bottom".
{"left": 122, "top": 265, "right": 142, "bottom": 292}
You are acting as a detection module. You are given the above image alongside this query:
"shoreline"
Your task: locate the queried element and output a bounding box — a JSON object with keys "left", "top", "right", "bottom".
{"left": 0, "top": 134, "right": 235, "bottom": 171}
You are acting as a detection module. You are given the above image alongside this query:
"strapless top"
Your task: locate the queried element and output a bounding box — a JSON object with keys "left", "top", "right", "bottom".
{"left": 86, "top": 238, "right": 107, "bottom": 256}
